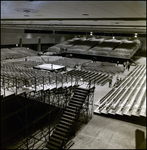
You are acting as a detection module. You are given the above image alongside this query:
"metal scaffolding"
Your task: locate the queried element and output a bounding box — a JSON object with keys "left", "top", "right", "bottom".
{"left": 1, "top": 61, "right": 95, "bottom": 149}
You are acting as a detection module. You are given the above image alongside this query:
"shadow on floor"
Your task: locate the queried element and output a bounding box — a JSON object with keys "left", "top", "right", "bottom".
{"left": 94, "top": 113, "right": 146, "bottom": 127}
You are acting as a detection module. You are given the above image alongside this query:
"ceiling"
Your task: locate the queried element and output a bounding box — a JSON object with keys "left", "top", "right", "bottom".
{"left": 1, "top": 1, "right": 146, "bottom": 34}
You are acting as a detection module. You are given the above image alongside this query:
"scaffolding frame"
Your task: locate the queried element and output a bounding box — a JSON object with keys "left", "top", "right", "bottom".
{"left": 1, "top": 62, "right": 95, "bottom": 149}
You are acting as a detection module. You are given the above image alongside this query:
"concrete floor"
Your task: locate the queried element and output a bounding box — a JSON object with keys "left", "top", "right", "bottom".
{"left": 70, "top": 114, "right": 146, "bottom": 149}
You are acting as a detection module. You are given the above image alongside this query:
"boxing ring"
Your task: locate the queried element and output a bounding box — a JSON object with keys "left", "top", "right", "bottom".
{"left": 33, "top": 63, "right": 66, "bottom": 72}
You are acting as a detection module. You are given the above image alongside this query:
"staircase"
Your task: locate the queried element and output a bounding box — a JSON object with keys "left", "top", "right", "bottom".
{"left": 46, "top": 87, "right": 89, "bottom": 149}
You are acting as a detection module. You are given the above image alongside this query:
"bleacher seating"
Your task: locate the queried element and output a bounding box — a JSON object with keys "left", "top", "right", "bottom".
{"left": 87, "top": 39, "right": 121, "bottom": 56}
{"left": 45, "top": 37, "right": 141, "bottom": 59}
{"left": 1, "top": 48, "right": 23, "bottom": 60}
{"left": 49, "top": 58, "right": 90, "bottom": 68}
{"left": 67, "top": 38, "right": 100, "bottom": 53}
{"left": 10, "top": 47, "right": 37, "bottom": 56}
{"left": 65, "top": 69, "right": 111, "bottom": 86}
{"left": 1, "top": 47, "right": 37, "bottom": 60}
{"left": 45, "top": 38, "right": 83, "bottom": 54}
{"left": 81, "top": 61, "right": 125, "bottom": 74}
{"left": 109, "top": 39, "right": 141, "bottom": 58}
{"left": 94, "top": 64, "right": 146, "bottom": 117}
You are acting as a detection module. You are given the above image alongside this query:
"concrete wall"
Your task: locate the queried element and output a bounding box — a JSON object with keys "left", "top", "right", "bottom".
{"left": 1, "top": 33, "right": 75, "bottom": 45}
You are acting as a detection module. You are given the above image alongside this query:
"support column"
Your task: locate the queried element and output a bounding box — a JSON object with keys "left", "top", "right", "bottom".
{"left": 19, "top": 38, "right": 22, "bottom": 47}
{"left": 37, "top": 38, "right": 41, "bottom": 52}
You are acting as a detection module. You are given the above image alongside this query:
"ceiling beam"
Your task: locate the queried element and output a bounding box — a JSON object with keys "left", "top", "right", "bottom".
{"left": 1, "top": 24, "right": 146, "bottom": 27}
{"left": 1, "top": 17, "right": 146, "bottom": 21}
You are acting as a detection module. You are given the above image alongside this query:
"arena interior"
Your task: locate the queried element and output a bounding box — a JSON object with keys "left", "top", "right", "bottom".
{"left": 1, "top": 1, "right": 146, "bottom": 149}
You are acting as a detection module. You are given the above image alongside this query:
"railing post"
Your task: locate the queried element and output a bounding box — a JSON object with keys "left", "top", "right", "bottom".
{"left": 56, "top": 74, "right": 57, "bottom": 88}
{"left": 71, "top": 74, "right": 72, "bottom": 86}
{"left": 35, "top": 77, "right": 37, "bottom": 92}
{"left": 62, "top": 74, "right": 63, "bottom": 87}
{"left": 15, "top": 77, "right": 17, "bottom": 95}
{"left": 24, "top": 93, "right": 29, "bottom": 149}
{"left": 89, "top": 80, "right": 91, "bottom": 89}
{"left": 3, "top": 76, "right": 5, "bottom": 97}
{"left": 66, "top": 73, "right": 67, "bottom": 82}
{"left": 48, "top": 72, "right": 50, "bottom": 85}
{"left": 48, "top": 102, "right": 50, "bottom": 141}
{"left": 43, "top": 76, "right": 44, "bottom": 91}
{"left": 58, "top": 88, "right": 59, "bottom": 107}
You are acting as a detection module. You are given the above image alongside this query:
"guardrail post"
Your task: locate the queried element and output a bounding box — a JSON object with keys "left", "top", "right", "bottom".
{"left": 35, "top": 77, "right": 37, "bottom": 92}
{"left": 56, "top": 74, "right": 57, "bottom": 88}
{"left": 71, "top": 74, "right": 72, "bottom": 86}
{"left": 15, "top": 77, "right": 17, "bottom": 95}
{"left": 43, "top": 76, "right": 44, "bottom": 91}
{"left": 3, "top": 76, "right": 5, "bottom": 97}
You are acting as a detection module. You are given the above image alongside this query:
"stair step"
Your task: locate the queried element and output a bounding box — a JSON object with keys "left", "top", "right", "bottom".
{"left": 52, "top": 133, "right": 66, "bottom": 140}
{"left": 66, "top": 107, "right": 79, "bottom": 113}
{"left": 71, "top": 97, "right": 84, "bottom": 102}
{"left": 69, "top": 103, "right": 81, "bottom": 108}
{"left": 72, "top": 97, "right": 85, "bottom": 103}
{"left": 48, "top": 139, "right": 61, "bottom": 147}
{"left": 74, "top": 91, "right": 87, "bottom": 96}
{"left": 60, "top": 117, "right": 74, "bottom": 122}
{"left": 74, "top": 94, "right": 85, "bottom": 99}
{"left": 59, "top": 120, "right": 72, "bottom": 126}
{"left": 66, "top": 107, "right": 77, "bottom": 112}
{"left": 62, "top": 113, "right": 75, "bottom": 119}
{"left": 69, "top": 99, "right": 83, "bottom": 104}
{"left": 54, "top": 130, "right": 66, "bottom": 136}
{"left": 64, "top": 110, "right": 76, "bottom": 116}
{"left": 56, "top": 126, "right": 69, "bottom": 132}
{"left": 69, "top": 100, "right": 83, "bottom": 105}
{"left": 49, "top": 136, "right": 62, "bottom": 143}
{"left": 57, "top": 123, "right": 71, "bottom": 129}
{"left": 76, "top": 88, "right": 89, "bottom": 93}
{"left": 46, "top": 143, "right": 59, "bottom": 149}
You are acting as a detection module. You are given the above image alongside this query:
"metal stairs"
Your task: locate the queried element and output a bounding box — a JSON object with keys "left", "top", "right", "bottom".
{"left": 46, "top": 87, "right": 89, "bottom": 149}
